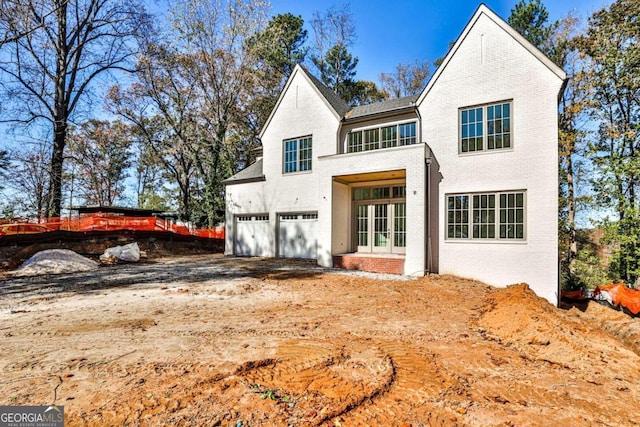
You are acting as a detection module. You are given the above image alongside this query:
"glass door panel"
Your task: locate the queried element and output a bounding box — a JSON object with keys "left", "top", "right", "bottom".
{"left": 373, "top": 203, "right": 389, "bottom": 252}
{"left": 393, "top": 202, "right": 406, "bottom": 254}
{"left": 356, "top": 203, "right": 370, "bottom": 252}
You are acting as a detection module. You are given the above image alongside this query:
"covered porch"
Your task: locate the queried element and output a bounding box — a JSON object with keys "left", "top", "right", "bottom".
{"left": 316, "top": 144, "right": 429, "bottom": 276}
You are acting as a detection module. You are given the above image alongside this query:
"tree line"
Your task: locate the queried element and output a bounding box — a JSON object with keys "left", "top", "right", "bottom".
{"left": 0, "top": 0, "right": 639, "bottom": 286}
{"left": 0, "top": 0, "right": 429, "bottom": 227}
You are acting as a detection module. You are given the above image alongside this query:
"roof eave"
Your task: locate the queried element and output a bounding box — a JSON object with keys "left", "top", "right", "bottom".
{"left": 416, "top": 4, "right": 567, "bottom": 106}
{"left": 222, "top": 176, "right": 266, "bottom": 186}
{"left": 343, "top": 106, "right": 418, "bottom": 124}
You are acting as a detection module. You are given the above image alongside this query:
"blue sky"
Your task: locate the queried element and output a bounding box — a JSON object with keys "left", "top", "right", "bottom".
{"left": 269, "top": 0, "right": 611, "bottom": 83}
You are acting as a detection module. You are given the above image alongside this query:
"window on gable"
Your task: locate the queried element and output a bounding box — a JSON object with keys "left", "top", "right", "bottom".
{"left": 283, "top": 136, "right": 312, "bottom": 174}
{"left": 460, "top": 101, "right": 511, "bottom": 153}
{"left": 447, "top": 190, "right": 525, "bottom": 240}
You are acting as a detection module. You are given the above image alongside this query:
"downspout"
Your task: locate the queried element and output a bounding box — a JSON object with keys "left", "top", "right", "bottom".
{"left": 426, "top": 156, "right": 432, "bottom": 274}
{"left": 415, "top": 104, "right": 431, "bottom": 274}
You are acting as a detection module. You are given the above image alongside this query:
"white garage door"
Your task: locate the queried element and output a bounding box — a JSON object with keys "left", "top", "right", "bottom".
{"left": 278, "top": 213, "right": 318, "bottom": 259}
{"left": 234, "top": 214, "right": 271, "bottom": 256}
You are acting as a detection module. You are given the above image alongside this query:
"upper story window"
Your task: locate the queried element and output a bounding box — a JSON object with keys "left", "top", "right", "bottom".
{"left": 460, "top": 101, "right": 511, "bottom": 153}
{"left": 283, "top": 136, "right": 312, "bottom": 174}
{"left": 347, "top": 121, "right": 417, "bottom": 153}
{"left": 364, "top": 129, "right": 379, "bottom": 150}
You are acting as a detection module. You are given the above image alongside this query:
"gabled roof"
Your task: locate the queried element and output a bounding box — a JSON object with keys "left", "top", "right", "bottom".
{"left": 346, "top": 94, "right": 419, "bottom": 121}
{"left": 302, "top": 66, "right": 351, "bottom": 117}
{"left": 222, "top": 157, "right": 265, "bottom": 186}
{"left": 259, "top": 65, "right": 349, "bottom": 139}
{"left": 416, "top": 3, "right": 567, "bottom": 105}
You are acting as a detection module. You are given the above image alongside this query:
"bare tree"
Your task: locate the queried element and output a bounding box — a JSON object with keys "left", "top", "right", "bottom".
{"left": 5, "top": 143, "right": 51, "bottom": 219}
{"left": 0, "top": 1, "right": 47, "bottom": 46}
{"left": 66, "top": 119, "right": 133, "bottom": 206}
{"left": 379, "top": 60, "right": 430, "bottom": 99}
{"left": 0, "top": 0, "right": 150, "bottom": 217}
{"left": 310, "top": 3, "right": 356, "bottom": 63}
{"left": 169, "top": 0, "right": 269, "bottom": 226}
{"left": 107, "top": 44, "right": 201, "bottom": 221}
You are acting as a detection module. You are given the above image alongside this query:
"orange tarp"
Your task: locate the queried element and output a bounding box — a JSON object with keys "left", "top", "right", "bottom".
{"left": 0, "top": 215, "right": 224, "bottom": 240}
{"left": 595, "top": 283, "right": 640, "bottom": 315}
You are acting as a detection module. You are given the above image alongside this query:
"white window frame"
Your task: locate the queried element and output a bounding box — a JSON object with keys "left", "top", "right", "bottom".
{"left": 459, "top": 100, "right": 512, "bottom": 154}
{"left": 346, "top": 120, "right": 417, "bottom": 153}
{"left": 445, "top": 190, "right": 526, "bottom": 241}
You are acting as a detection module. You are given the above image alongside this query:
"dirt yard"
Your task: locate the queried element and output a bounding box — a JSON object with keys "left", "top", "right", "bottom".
{"left": 1, "top": 254, "right": 640, "bottom": 426}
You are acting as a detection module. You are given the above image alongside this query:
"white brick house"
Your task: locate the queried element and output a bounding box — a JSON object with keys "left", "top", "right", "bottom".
{"left": 224, "top": 4, "right": 566, "bottom": 304}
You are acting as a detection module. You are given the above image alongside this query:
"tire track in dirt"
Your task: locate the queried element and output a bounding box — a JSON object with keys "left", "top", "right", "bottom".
{"left": 331, "top": 340, "right": 458, "bottom": 426}
{"left": 239, "top": 340, "right": 396, "bottom": 426}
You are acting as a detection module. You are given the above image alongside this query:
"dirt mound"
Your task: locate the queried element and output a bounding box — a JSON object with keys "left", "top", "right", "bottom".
{"left": 11, "top": 249, "right": 99, "bottom": 277}
{"left": 3, "top": 260, "right": 640, "bottom": 426}
{"left": 0, "top": 237, "right": 222, "bottom": 271}
{"left": 568, "top": 301, "right": 640, "bottom": 357}
{"left": 476, "top": 283, "right": 640, "bottom": 369}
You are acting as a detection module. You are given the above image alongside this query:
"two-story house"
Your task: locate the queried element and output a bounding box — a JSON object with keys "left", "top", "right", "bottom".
{"left": 223, "top": 4, "right": 566, "bottom": 304}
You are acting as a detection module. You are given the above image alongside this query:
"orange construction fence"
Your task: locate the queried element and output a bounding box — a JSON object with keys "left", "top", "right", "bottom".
{"left": 0, "top": 214, "right": 224, "bottom": 240}
{"left": 594, "top": 283, "right": 640, "bottom": 315}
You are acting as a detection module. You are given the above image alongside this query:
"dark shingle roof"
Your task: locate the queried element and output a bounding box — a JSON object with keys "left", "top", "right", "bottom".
{"left": 346, "top": 94, "right": 419, "bottom": 120}
{"left": 298, "top": 66, "right": 419, "bottom": 121}
{"left": 300, "top": 66, "right": 351, "bottom": 117}
{"left": 222, "top": 157, "right": 265, "bottom": 185}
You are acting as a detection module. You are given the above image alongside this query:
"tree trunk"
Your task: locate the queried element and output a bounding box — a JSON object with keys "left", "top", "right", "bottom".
{"left": 566, "top": 151, "right": 577, "bottom": 269}
{"left": 47, "top": 119, "right": 66, "bottom": 217}
{"left": 47, "top": 0, "right": 68, "bottom": 218}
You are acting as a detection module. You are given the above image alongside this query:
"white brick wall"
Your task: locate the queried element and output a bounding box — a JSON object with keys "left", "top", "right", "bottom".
{"left": 225, "top": 68, "right": 341, "bottom": 257}
{"left": 317, "top": 144, "right": 427, "bottom": 275}
{"left": 419, "top": 12, "right": 564, "bottom": 304}
{"left": 226, "top": 7, "right": 565, "bottom": 305}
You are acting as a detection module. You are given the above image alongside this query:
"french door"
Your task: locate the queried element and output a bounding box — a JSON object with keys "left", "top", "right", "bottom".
{"left": 355, "top": 201, "right": 406, "bottom": 254}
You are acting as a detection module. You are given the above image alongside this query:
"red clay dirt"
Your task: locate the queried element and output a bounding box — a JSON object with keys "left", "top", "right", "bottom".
{"left": 1, "top": 254, "right": 639, "bottom": 426}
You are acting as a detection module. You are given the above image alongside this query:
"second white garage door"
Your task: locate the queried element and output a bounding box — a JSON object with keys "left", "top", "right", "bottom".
{"left": 278, "top": 213, "right": 318, "bottom": 259}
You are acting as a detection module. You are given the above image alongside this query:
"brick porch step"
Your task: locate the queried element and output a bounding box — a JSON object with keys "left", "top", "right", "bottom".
{"left": 333, "top": 253, "right": 405, "bottom": 275}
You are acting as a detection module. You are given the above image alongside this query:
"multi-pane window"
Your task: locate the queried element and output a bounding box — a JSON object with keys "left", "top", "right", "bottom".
{"left": 283, "top": 136, "right": 312, "bottom": 173}
{"left": 447, "top": 191, "right": 525, "bottom": 240}
{"left": 364, "top": 129, "right": 379, "bottom": 150}
{"left": 347, "top": 122, "right": 417, "bottom": 153}
{"left": 461, "top": 107, "right": 483, "bottom": 152}
{"left": 472, "top": 194, "right": 495, "bottom": 238}
{"left": 399, "top": 122, "right": 416, "bottom": 145}
{"left": 447, "top": 195, "right": 469, "bottom": 239}
{"left": 348, "top": 131, "right": 363, "bottom": 152}
{"left": 460, "top": 101, "right": 511, "bottom": 153}
{"left": 487, "top": 103, "right": 511, "bottom": 150}
{"left": 299, "top": 137, "right": 312, "bottom": 171}
{"left": 353, "top": 185, "right": 405, "bottom": 201}
{"left": 356, "top": 204, "right": 368, "bottom": 246}
{"left": 499, "top": 192, "right": 524, "bottom": 239}
{"left": 381, "top": 125, "right": 397, "bottom": 148}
